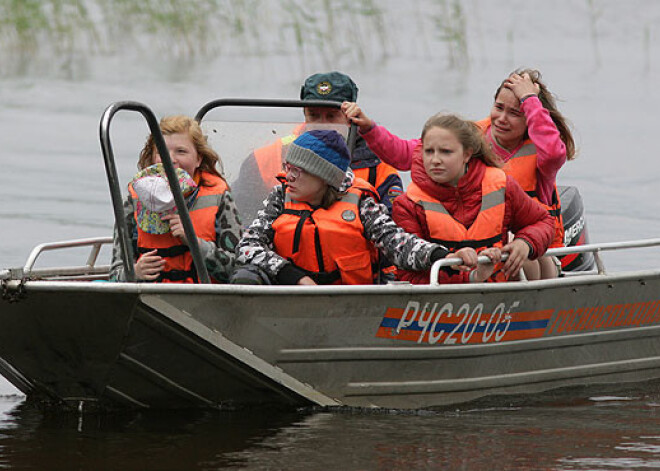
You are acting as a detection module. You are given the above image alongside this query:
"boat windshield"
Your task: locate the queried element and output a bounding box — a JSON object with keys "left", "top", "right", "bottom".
{"left": 202, "top": 119, "right": 349, "bottom": 226}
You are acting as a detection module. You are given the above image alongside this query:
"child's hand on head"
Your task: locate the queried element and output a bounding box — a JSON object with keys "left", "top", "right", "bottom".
{"left": 504, "top": 73, "right": 540, "bottom": 102}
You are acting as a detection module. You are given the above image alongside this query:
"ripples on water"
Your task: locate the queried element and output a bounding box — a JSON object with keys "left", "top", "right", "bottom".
{"left": 2, "top": 0, "right": 660, "bottom": 469}
{"left": 1, "top": 388, "right": 660, "bottom": 470}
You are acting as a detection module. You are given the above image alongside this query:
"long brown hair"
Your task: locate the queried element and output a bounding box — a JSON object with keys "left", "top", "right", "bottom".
{"left": 495, "top": 68, "right": 576, "bottom": 160}
{"left": 138, "top": 115, "right": 223, "bottom": 185}
{"left": 421, "top": 113, "right": 502, "bottom": 168}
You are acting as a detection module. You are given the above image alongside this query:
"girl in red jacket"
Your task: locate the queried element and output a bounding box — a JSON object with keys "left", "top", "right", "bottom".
{"left": 343, "top": 68, "right": 574, "bottom": 280}
{"left": 392, "top": 113, "right": 554, "bottom": 284}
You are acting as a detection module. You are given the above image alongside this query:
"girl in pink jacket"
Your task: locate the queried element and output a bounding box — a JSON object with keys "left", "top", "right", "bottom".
{"left": 342, "top": 68, "right": 575, "bottom": 280}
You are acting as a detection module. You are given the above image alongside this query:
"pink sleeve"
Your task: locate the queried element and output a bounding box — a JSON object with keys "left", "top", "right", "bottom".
{"left": 360, "top": 124, "right": 420, "bottom": 171}
{"left": 521, "top": 96, "right": 567, "bottom": 188}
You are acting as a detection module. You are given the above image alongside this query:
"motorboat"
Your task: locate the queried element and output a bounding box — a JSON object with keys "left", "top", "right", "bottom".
{"left": 4, "top": 100, "right": 656, "bottom": 411}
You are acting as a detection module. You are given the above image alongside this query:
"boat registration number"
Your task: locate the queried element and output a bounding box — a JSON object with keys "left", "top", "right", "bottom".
{"left": 376, "top": 300, "right": 554, "bottom": 345}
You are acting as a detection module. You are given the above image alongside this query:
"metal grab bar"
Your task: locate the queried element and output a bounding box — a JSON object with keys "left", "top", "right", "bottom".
{"left": 429, "top": 237, "right": 660, "bottom": 285}
{"left": 430, "top": 253, "right": 510, "bottom": 286}
{"left": 22, "top": 237, "right": 113, "bottom": 276}
{"left": 194, "top": 98, "right": 358, "bottom": 155}
{"left": 99, "top": 101, "right": 210, "bottom": 284}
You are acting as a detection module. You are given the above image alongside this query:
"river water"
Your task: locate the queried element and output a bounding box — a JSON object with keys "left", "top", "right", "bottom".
{"left": 1, "top": 0, "right": 660, "bottom": 469}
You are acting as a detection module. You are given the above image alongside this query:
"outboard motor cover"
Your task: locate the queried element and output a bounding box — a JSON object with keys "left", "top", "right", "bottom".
{"left": 558, "top": 186, "right": 595, "bottom": 271}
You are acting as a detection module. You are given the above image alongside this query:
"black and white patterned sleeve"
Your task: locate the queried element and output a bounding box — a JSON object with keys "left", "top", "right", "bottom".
{"left": 234, "top": 186, "right": 290, "bottom": 279}
{"left": 360, "top": 195, "right": 447, "bottom": 270}
{"left": 199, "top": 190, "right": 243, "bottom": 283}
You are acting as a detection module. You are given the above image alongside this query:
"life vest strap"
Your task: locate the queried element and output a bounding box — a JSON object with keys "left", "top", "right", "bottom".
{"left": 313, "top": 223, "right": 325, "bottom": 272}
{"left": 368, "top": 166, "right": 378, "bottom": 186}
{"left": 158, "top": 268, "right": 196, "bottom": 282}
{"left": 551, "top": 187, "right": 559, "bottom": 206}
{"left": 138, "top": 245, "right": 190, "bottom": 258}
{"left": 432, "top": 234, "right": 502, "bottom": 250}
{"left": 281, "top": 209, "right": 314, "bottom": 254}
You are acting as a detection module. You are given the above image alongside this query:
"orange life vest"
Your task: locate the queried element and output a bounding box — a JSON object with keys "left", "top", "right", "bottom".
{"left": 352, "top": 161, "right": 399, "bottom": 190}
{"left": 129, "top": 171, "right": 228, "bottom": 283}
{"left": 477, "top": 117, "right": 564, "bottom": 248}
{"left": 254, "top": 124, "right": 306, "bottom": 188}
{"left": 406, "top": 166, "right": 507, "bottom": 281}
{"left": 272, "top": 178, "right": 379, "bottom": 285}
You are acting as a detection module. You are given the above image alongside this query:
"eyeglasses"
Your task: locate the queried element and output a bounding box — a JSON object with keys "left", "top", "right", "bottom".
{"left": 283, "top": 162, "right": 304, "bottom": 179}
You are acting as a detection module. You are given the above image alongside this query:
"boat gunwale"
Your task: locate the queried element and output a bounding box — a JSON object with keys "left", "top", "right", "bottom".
{"left": 3, "top": 267, "right": 660, "bottom": 296}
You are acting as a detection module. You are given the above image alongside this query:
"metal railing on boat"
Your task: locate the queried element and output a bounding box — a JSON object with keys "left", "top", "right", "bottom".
{"left": 4, "top": 237, "right": 660, "bottom": 284}
{"left": 20, "top": 237, "right": 113, "bottom": 281}
{"left": 99, "top": 101, "right": 210, "bottom": 283}
{"left": 429, "top": 237, "right": 660, "bottom": 285}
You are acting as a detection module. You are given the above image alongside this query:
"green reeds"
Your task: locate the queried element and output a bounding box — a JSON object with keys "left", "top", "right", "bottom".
{"left": 432, "top": 0, "right": 469, "bottom": 69}
{"left": 0, "top": 0, "right": 98, "bottom": 55}
{"left": 1, "top": 0, "right": 492, "bottom": 77}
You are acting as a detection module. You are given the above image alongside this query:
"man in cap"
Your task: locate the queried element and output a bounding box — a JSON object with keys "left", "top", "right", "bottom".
{"left": 232, "top": 71, "right": 403, "bottom": 224}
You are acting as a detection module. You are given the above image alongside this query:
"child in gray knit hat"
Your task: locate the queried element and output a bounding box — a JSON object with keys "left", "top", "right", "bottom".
{"left": 285, "top": 129, "right": 350, "bottom": 190}
{"left": 231, "top": 130, "right": 476, "bottom": 286}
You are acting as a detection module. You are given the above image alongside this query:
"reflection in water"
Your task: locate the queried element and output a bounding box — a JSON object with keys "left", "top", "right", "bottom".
{"left": 0, "top": 399, "right": 306, "bottom": 470}
{"left": 226, "top": 394, "right": 660, "bottom": 470}
{"left": 2, "top": 389, "right": 660, "bottom": 470}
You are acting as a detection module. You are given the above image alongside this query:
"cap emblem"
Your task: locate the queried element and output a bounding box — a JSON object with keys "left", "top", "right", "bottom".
{"left": 316, "top": 81, "right": 333, "bottom": 95}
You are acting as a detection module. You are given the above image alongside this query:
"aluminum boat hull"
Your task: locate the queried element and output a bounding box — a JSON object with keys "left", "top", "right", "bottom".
{"left": 2, "top": 271, "right": 660, "bottom": 410}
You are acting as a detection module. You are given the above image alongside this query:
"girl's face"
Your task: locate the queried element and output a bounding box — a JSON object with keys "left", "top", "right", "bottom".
{"left": 490, "top": 88, "right": 528, "bottom": 151}
{"left": 152, "top": 132, "right": 201, "bottom": 178}
{"left": 422, "top": 126, "right": 472, "bottom": 187}
{"left": 284, "top": 163, "right": 327, "bottom": 206}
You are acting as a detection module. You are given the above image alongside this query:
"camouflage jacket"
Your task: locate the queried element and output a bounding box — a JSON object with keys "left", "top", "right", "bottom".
{"left": 235, "top": 170, "right": 447, "bottom": 281}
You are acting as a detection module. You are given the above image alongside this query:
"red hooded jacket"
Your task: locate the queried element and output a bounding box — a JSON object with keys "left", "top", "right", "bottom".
{"left": 392, "top": 149, "right": 554, "bottom": 284}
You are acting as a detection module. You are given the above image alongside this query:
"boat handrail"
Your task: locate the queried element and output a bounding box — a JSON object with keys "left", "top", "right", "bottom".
{"left": 10, "top": 235, "right": 660, "bottom": 284}
{"left": 429, "top": 237, "right": 660, "bottom": 285}
{"left": 19, "top": 236, "right": 113, "bottom": 280}
{"left": 99, "top": 101, "right": 210, "bottom": 283}
{"left": 194, "top": 98, "right": 358, "bottom": 154}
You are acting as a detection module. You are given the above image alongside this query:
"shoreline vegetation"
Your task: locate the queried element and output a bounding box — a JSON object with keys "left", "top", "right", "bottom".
{"left": 0, "top": 1, "right": 653, "bottom": 79}
{"left": 0, "top": 0, "right": 470, "bottom": 78}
